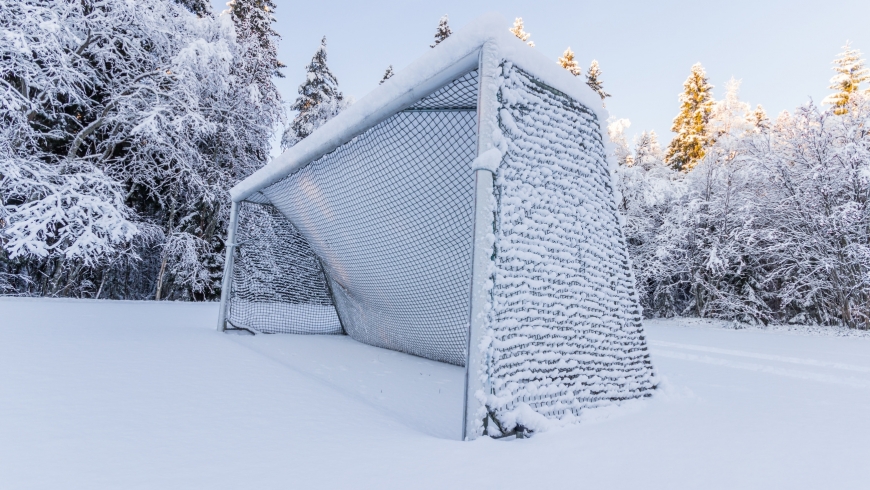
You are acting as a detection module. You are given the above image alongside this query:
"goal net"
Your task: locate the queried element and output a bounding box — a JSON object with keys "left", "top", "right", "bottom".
{"left": 228, "top": 70, "right": 479, "bottom": 365}
{"left": 220, "top": 25, "right": 656, "bottom": 440}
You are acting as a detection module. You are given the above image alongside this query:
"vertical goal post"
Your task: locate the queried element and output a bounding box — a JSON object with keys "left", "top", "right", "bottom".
{"left": 217, "top": 200, "right": 239, "bottom": 332}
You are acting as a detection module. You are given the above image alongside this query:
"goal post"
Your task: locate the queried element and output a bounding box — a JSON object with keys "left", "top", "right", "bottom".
{"left": 463, "top": 41, "right": 499, "bottom": 441}
{"left": 218, "top": 14, "right": 657, "bottom": 441}
{"left": 216, "top": 200, "right": 239, "bottom": 332}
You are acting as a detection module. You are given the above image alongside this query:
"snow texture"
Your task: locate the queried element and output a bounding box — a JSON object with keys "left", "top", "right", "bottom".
{"left": 471, "top": 148, "right": 502, "bottom": 173}
{"left": 2, "top": 298, "right": 869, "bottom": 489}
{"left": 472, "top": 63, "right": 656, "bottom": 434}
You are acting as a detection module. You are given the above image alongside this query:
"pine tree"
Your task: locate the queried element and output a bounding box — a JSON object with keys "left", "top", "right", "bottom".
{"left": 285, "top": 37, "right": 345, "bottom": 147}
{"left": 607, "top": 118, "right": 633, "bottom": 166}
{"left": 380, "top": 65, "right": 394, "bottom": 84}
{"left": 431, "top": 15, "right": 452, "bottom": 48}
{"left": 748, "top": 104, "right": 770, "bottom": 133}
{"left": 708, "top": 77, "right": 752, "bottom": 141}
{"left": 585, "top": 60, "right": 610, "bottom": 100}
{"left": 633, "top": 131, "right": 664, "bottom": 171}
{"left": 509, "top": 18, "right": 534, "bottom": 47}
{"left": 174, "top": 0, "right": 211, "bottom": 16}
{"left": 558, "top": 47, "right": 581, "bottom": 76}
{"left": 228, "top": 0, "right": 285, "bottom": 79}
{"left": 665, "top": 63, "right": 715, "bottom": 171}
{"left": 822, "top": 42, "right": 870, "bottom": 115}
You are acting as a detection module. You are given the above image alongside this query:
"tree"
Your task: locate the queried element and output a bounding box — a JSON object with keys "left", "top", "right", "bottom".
{"left": 509, "top": 18, "right": 534, "bottom": 47}
{"left": 1, "top": 0, "right": 283, "bottom": 300}
{"left": 283, "top": 37, "right": 348, "bottom": 149}
{"left": 585, "top": 60, "right": 610, "bottom": 101}
{"left": 380, "top": 65, "right": 394, "bottom": 85}
{"left": 607, "top": 118, "right": 633, "bottom": 166}
{"left": 431, "top": 15, "right": 452, "bottom": 48}
{"left": 748, "top": 104, "right": 770, "bottom": 133}
{"left": 174, "top": 0, "right": 211, "bottom": 17}
{"left": 708, "top": 77, "right": 752, "bottom": 143}
{"left": 558, "top": 47, "right": 581, "bottom": 76}
{"left": 666, "top": 63, "right": 715, "bottom": 171}
{"left": 633, "top": 131, "right": 664, "bottom": 171}
{"left": 822, "top": 42, "right": 870, "bottom": 115}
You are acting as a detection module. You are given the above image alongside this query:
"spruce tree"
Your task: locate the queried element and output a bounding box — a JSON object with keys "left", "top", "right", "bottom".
{"left": 509, "top": 18, "right": 534, "bottom": 47}
{"left": 226, "top": 0, "right": 284, "bottom": 177}
{"left": 558, "top": 47, "right": 581, "bottom": 76}
{"left": 285, "top": 37, "right": 345, "bottom": 146}
{"left": 607, "top": 118, "right": 632, "bottom": 166}
{"left": 380, "top": 65, "right": 394, "bottom": 84}
{"left": 822, "top": 42, "right": 869, "bottom": 115}
{"left": 708, "top": 77, "right": 752, "bottom": 141}
{"left": 431, "top": 15, "right": 452, "bottom": 48}
{"left": 585, "top": 60, "right": 610, "bottom": 100}
{"left": 174, "top": 0, "right": 211, "bottom": 16}
{"left": 633, "top": 131, "right": 664, "bottom": 171}
{"left": 665, "top": 63, "right": 715, "bottom": 171}
{"left": 749, "top": 104, "right": 770, "bottom": 133}
{"left": 228, "top": 0, "right": 285, "bottom": 80}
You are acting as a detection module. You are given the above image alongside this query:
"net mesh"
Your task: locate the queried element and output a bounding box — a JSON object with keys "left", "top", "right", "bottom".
{"left": 479, "top": 63, "right": 656, "bottom": 430}
{"left": 228, "top": 70, "right": 479, "bottom": 365}
{"left": 228, "top": 201, "right": 342, "bottom": 334}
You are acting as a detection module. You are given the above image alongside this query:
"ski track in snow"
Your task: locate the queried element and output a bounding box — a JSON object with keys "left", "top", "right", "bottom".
{"left": 649, "top": 340, "right": 870, "bottom": 373}
{"left": 652, "top": 349, "right": 870, "bottom": 389}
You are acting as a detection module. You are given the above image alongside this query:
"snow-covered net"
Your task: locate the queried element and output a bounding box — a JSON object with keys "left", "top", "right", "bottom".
{"left": 477, "top": 63, "right": 656, "bottom": 430}
{"left": 227, "top": 71, "right": 479, "bottom": 364}
{"left": 228, "top": 200, "right": 342, "bottom": 334}
{"left": 225, "top": 60, "right": 655, "bottom": 432}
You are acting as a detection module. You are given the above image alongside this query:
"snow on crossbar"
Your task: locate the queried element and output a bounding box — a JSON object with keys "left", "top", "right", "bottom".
{"left": 218, "top": 13, "right": 657, "bottom": 440}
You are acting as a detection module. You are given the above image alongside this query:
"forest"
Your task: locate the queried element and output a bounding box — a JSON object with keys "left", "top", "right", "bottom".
{"left": 2, "top": 3, "right": 868, "bottom": 329}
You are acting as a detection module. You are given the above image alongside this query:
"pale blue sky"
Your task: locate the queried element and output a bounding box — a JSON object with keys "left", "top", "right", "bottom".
{"left": 214, "top": 0, "right": 870, "bottom": 149}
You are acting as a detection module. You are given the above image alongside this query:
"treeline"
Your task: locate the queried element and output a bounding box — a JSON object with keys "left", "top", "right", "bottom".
{"left": 610, "top": 49, "right": 870, "bottom": 328}
{"left": 3, "top": 9, "right": 868, "bottom": 332}
{"left": 1, "top": 0, "right": 283, "bottom": 300}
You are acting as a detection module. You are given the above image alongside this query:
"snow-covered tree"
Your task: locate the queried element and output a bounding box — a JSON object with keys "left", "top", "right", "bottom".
{"left": 633, "top": 131, "right": 664, "bottom": 171}
{"left": 175, "top": 0, "right": 211, "bottom": 17}
{"left": 558, "top": 47, "right": 581, "bottom": 76}
{"left": 666, "top": 63, "right": 716, "bottom": 171}
{"left": 283, "top": 37, "right": 349, "bottom": 149}
{"left": 615, "top": 94, "right": 869, "bottom": 327}
{"left": 585, "top": 60, "right": 610, "bottom": 101}
{"left": 823, "top": 43, "right": 870, "bottom": 115}
{"left": 380, "top": 65, "right": 394, "bottom": 85}
{"left": 509, "top": 18, "right": 534, "bottom": 47}
{"left": 748, "top": 104, "right": 771, "bottom": 133}
{"left": 1, "top": 0, "right": 283, "bottom": 300}
{"left": 607, "top": 118, "right": 633, "bottom": 166}
{"left": 748, "top": 97, "right": 870, "bottom": 328}
{"left": 226, "top": 0, "right": 285, "bottom": 172}
{"left": 708, "top": 78, "right": 753, "bottom": 142}
{"left": 431, "top": 15, "right": 452, "bottom": 48}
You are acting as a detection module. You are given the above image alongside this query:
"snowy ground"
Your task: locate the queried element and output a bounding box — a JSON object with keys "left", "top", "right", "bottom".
{"left": 2, "top": 298, "right": 869, "bottom": 489}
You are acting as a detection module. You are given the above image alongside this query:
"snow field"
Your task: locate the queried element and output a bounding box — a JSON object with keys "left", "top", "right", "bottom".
{"left": 2, "top": 298, "right": 869, "bottom": 489}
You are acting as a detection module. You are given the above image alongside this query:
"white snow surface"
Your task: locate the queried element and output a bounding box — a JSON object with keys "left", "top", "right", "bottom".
{"left": 2, "top": 297, "right": 869, "bottom": 489}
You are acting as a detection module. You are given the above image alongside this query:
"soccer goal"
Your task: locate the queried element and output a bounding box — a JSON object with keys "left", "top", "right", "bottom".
{"left": 217, "top": 14, "right": 656, "bottom": 440}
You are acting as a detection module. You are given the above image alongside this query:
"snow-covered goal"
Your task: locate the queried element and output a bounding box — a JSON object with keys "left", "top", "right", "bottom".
{"left": 218, "top": 14, "right": 656, "bottom": 440}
